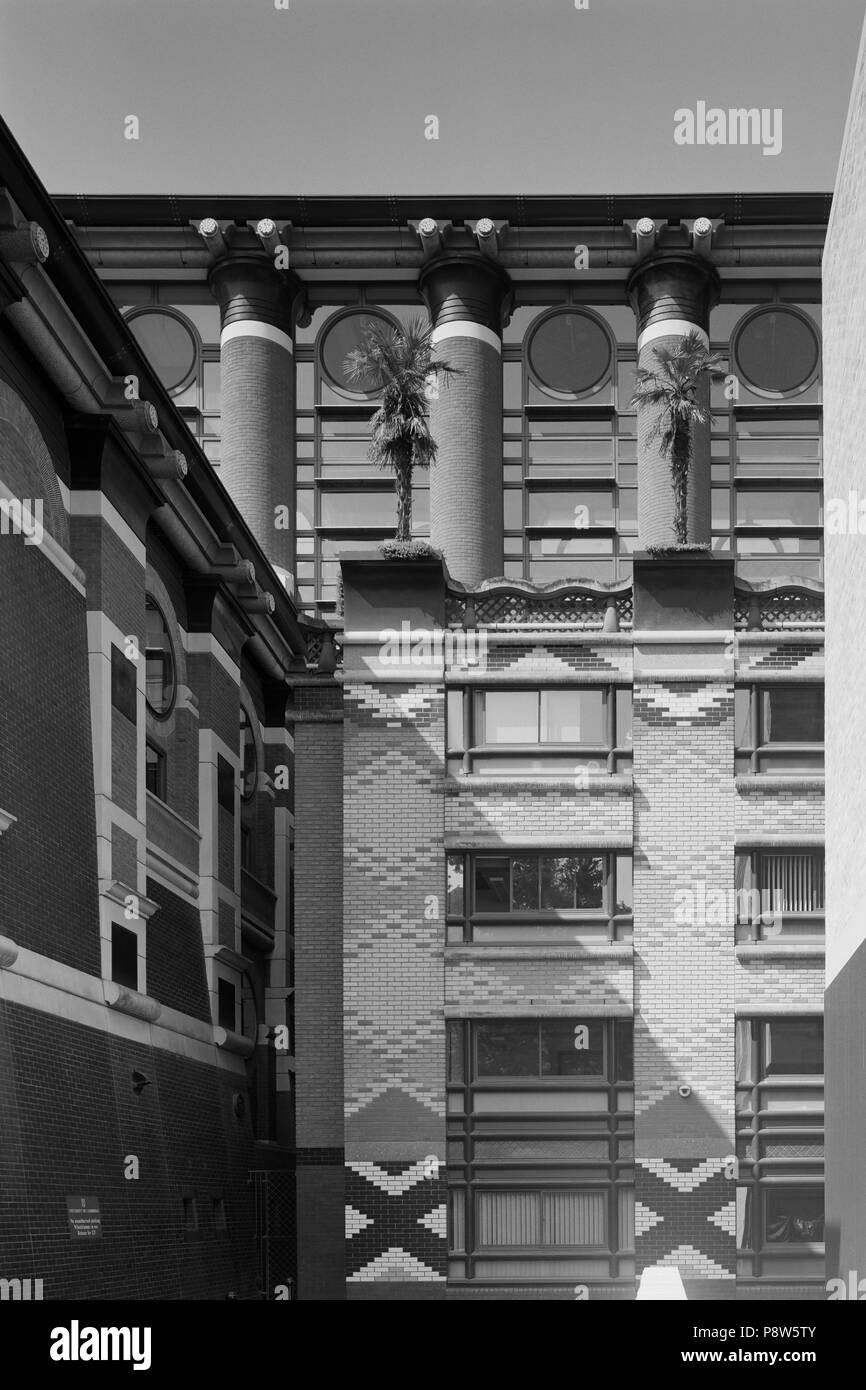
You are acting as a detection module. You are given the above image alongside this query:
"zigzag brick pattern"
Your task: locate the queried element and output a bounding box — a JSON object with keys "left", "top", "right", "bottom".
{"left": 633, "top": 677, "right": 737, "bottom": 1284}
{"left": 343, "top": 679, "right": 446, "bottom": 1295}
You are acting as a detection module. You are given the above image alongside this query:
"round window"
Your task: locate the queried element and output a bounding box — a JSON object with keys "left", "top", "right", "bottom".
{"left": 320, "top": 310, "right": 394, "bottom": 395}
{"left": 527, "top": 311, "right": 612, "bottom": 397}
{"left": 144, "top": 596, "right": 176, "bottom": 717}
{"left": 240, "top": 704, "right": 258, "bottom": 801}
{"left": 127, "top": 310, "right": 198, "bottom": 393}
{"left": 733, "top": 308, "right": 819, "bottom": 395}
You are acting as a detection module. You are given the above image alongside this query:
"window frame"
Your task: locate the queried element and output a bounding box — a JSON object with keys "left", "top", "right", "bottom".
{"left": 735, "top": 683, "right": 824, "bottom": 775}
{"left": 447, "top": 1017, "right": 634, "bottom": 1284}
{"left": 735, "top": 1017, "right": 824, "bottom": 1279}
{"left": 447, "top": 849, "right": 633, "bottom": 944}
{"left": 447, "top": 684, "right": 632, "bottom": 777}
{"left": 735, "top": 848, "right": 824, "bottom": 941}
{"left": 144, "top": 594, "right": 177, "bottom": 720}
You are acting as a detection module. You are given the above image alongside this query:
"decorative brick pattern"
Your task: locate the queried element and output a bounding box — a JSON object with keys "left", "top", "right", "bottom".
{"left": 742, "top": 644, "right": 824, "bottom": 676}
{"left": 343, "top": 678, "right": 446, "bottom": 1294}
{"left": 635, "top": 1164, "right": 735, "bottom": 1277}
{"left": 633, "top": 675, "right": 736, "bottom": 1282}
{"left": 445, "top": 957, "right": 633, "bottom": 1013}
{"left": 345, "top": 1161, "right": 446, "bottom": 1282}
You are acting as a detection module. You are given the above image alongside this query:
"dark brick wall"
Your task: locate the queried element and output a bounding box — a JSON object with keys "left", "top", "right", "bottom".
{"left": 0, "top": 542, "right": 100, "bottom": 973}
{"left": 145, "top": 879, "right": 211, "bottom": 1023}
{"left": 0, "top": 999, "right": 261, "bottom": 1299}
{"left": 111, "top": 706, "right": 137, "bottom": 816}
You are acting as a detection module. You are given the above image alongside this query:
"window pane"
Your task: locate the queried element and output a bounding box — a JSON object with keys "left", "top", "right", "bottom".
{"left": 111, "top": 923, "right": 138, "bottom": 990}
{"left": 447, "top": 1021, "right": 464, "bottom": 1082}
{"left": 614, "top": 1020, "right": 634, "bottom": 1081}
{"left": 540, "top": 855, "right": 604, "bottom": 909}
{"left": 476, "top": 1021, "right": 539, "bottom": 1077}
{"left": 543, "top": 1191, "right": 607, "bottom": 1246}
{"left": 541, "top": 1020, "right": 604, "bottom": 1076}
{"left": 447, "top": 691, "right": 464, "bottom": 750}
{"left": 474, "top": 858, "right": 510, "bottom": 913}
{"left": 615, "top": 856, "right": 633, "bottom": 913}
{"left": 320, "top": 491, "right": 395, "bottom": 527}
{"left": 736, "top": 490, "right": 821, "bottom": 527}
{"left": 541, "top": 690, "right": 604, "bottom": 743}
{"left": 482, "top": 692, "right": 538, "bottom": 743}
{"left": 759, "top": 853, "right": 824, "bottom": 913}
{"left": 763, "top": 687, "right": 823, "bottom": 743}
{"left": 764, "top": 1189, "right": 824, "bottom": 1244}
{"left": 511, "top": 856, "right": 539, "bottom": 911}
{"left": 447, "top": 855, "right": 464, "bottom": 917}
{"left": 616, "top": 689, "right": 632, "bottom": 747}
{"left": 476, "top": 1191, "right": 540, "bottom": 1247}
{"left": 528, "top": 490, "right": 614, "bottom": 527}
{"left": 735, "top": 688, "right": 752, "bottom": 746}
{"left": 765, "top": 1019, "right": 823, "bottom": 1075}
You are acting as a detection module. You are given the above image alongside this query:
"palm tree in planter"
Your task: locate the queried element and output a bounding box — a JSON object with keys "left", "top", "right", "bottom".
{"left": 630, "top": 330, "right": 725, "bottom": 551}
{"left": 343, "top": 316, "right": 458, "bottom": 553}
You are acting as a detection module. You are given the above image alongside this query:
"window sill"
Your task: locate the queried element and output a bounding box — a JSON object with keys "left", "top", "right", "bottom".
{"left": 446, "top": 943, "right": 633, "bottom": 962}
{"left": 736, "top": 942, "right": 824, "bottom": 960}
{"left": 735, "top": 775, "right": 824, "bottom": 793}
{"left": 444, "top": 774, "right": 633, "bottom": 794}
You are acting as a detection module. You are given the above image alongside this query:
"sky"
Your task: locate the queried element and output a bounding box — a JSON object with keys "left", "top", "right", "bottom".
{"left": 0, "top": 0, "right": 863, "bottom": 197}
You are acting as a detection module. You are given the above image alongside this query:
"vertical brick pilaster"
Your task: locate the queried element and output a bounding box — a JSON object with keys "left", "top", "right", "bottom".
{"left": 632, "top": 556, "right": 737, "bottom": 1296}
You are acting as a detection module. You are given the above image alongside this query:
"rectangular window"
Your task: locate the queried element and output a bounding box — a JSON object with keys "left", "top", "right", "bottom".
{"left": 447, "top": 1019, "right": 634, "bottom": 1284}
{"left": 735, "top": 685, "right": 823, "bottom": 774}
{"left": 111, "top": 644, "right": 137, "bottom": 723}
{"left": 217, "top": 756, "right": 235, "bottom": 813}
{"left": 145, "top": 741, "right": 166, "bottom": 801}
{"left": 111, "top": 923, "right": 139, "bottom": 991}
{"left": 735, "top": 1018, "right": 824, "bottom": 1279}
{"left": 182, "top": 1197, "right": 198, "bottom": 1233}
{"left": 735, "top": 850, "right": 824, "bottom": 940}
{"left": 447, "top": 851, "right": 632, "bottom": 943}
{"left": 217, "top": 978, "right": 237, "bottom": 1032}
{"left": 447, "top": 687, "right": 631, "bottom": 777}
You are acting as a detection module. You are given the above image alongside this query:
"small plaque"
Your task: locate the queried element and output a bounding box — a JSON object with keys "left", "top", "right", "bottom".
{"left": 66, "top": 1196, "right": 102, "bottom": 1239}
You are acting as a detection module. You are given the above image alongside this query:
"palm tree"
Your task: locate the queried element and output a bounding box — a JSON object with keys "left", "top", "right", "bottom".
{"left": 343, "top": 316, "right": 457, "bottom": 542}
{"left": 630, "top": 330, "right": 725, "bottom": 546}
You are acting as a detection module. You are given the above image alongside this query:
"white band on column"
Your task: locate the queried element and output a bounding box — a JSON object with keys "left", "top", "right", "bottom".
{"left": 431, "top": 321, "right": 501, "bottom": 353}
{"left": 221, "top": 320, "right": 294, "bottom": 354}
{"left": 637, "top": 319, "right": 709, "bottom": 353}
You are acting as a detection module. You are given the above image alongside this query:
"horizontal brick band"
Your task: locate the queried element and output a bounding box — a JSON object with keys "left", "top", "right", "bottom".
{"left": 431, "top": 320, "right": 501, "bottom": 352}
{"left": 220, "top": 320, "right": 294, "bottom": 354}
{"left": 637, "top": 319, "right": 709, "bottom": 352}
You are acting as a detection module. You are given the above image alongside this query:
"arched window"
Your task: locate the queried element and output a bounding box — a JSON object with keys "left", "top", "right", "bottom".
{"left": 144, "top": 595, "right": 176, "bottom": 717}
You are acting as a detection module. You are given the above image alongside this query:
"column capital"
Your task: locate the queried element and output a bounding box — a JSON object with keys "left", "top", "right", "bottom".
{"left": 207, "top": 253, "right": 304, "bottom": 334}
{"left": 418, "top": 252, "right": 513, "bottom": 336}
{"left": 626, "top": 251, "right": 721, "bottom": 344}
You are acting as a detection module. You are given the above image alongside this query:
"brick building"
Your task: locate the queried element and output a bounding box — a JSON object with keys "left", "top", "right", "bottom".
{"left": 1, "top": 113, "right": 833, "bottom": 1300}
{"left": 0, "top": 118, "right": 319, "bottom": 1299}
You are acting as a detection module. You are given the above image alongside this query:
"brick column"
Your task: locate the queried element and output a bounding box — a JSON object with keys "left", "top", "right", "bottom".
{"left": 208, "top": 256, "right": 303, "bottom": 577}
{"left": 418, "top": 255, "right": 511, "bottom": 586}
{"left": 626, "top": 253, "right": 720, "bottom": 551}
{"left": 340, "top": 556, "right": 448, "bottom": 1299}
{"left": 631, "top": 557, "right": 737, "bottom": 1298}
